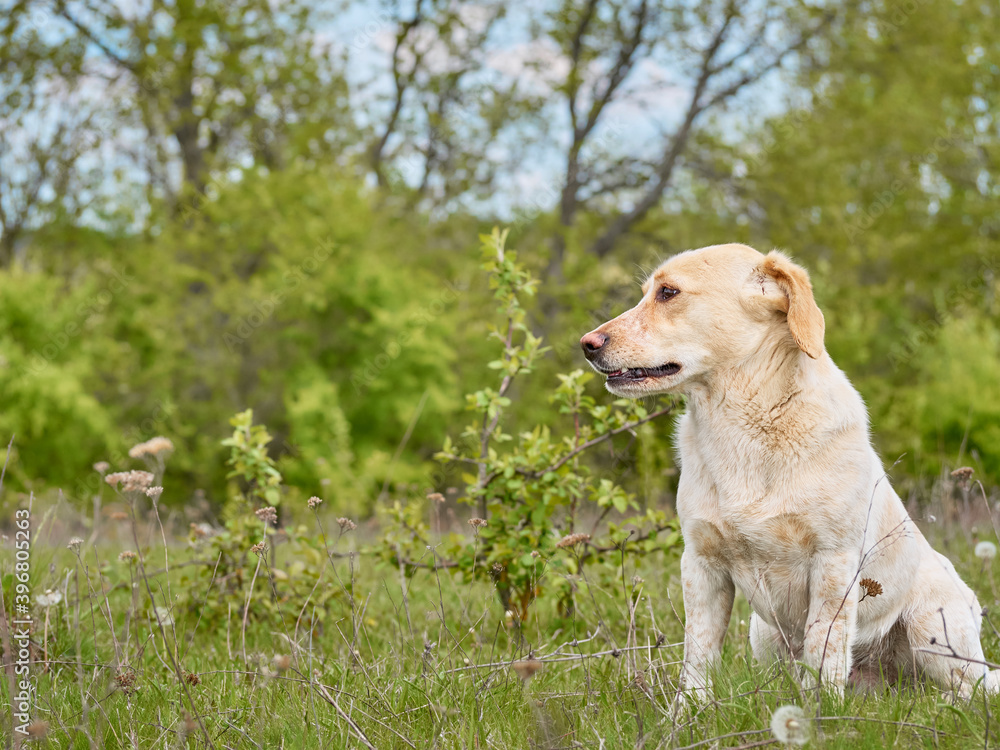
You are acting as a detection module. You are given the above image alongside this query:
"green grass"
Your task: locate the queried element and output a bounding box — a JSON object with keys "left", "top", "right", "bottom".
{"left": 2, "top": 499, "right": 999, "bottom": 749}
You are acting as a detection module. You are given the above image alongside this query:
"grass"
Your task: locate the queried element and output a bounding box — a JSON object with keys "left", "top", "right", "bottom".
{"left": 2, "top": 488, "right": 1000, "bottom": 749}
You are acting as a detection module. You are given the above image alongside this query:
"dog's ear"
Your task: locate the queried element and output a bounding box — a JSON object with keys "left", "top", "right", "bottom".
{"left": 757, "top": 251, "right": 825, "bottom": 359}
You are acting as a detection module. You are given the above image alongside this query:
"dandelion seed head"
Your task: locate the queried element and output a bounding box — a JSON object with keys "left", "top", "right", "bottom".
{"left": 771, "top": 705, "right": 809, "bottom": 746}
{"left": 35, "top": 589, "right": 63, "bottom": 607}
{"left": 975, "top": 541, "right": 997, "bottom": 560}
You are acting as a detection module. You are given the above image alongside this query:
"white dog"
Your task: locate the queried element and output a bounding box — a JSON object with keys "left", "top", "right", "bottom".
{"left": 581, "top": 243, "right": 999, "bottom": 697}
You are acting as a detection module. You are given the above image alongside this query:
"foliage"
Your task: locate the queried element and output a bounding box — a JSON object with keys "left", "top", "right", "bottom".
{"left": 381, "top": 229, "right": 681, "bottom": 620}
{"left": 177, "top": 409, "right": 347, "bottom": 627}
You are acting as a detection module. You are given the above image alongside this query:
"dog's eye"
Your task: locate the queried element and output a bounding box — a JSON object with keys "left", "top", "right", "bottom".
{"left": 657, "top": 286, "right": 679, "bottom": 301}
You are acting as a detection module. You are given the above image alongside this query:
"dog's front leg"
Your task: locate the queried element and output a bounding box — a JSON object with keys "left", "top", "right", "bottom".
{"left": 680, "top": 549, "right": 735, "bottom": 695}
{"left": 803, "top": 552, "right": 859, "bottom": 692}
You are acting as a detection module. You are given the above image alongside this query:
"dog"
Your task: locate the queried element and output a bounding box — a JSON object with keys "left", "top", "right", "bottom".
{"left": 580, "top": 243, "right": 999, "bottom": 698}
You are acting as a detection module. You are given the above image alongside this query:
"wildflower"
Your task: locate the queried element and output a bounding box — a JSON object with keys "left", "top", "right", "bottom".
{"left": 67, "top": 537, "right": 84, "bottom": 552}
{"left": 145, "top": 486, "right": 163, "bottom": 500}
{"left": 106, "top": 470, "right": 155, "bottom": 492}
{"left": 250, "top": 541, "right": 267, "bottom": 556}
{"left": 185, "top": 672, "right": 200, "bottom": 686}
{"left": 427, "top": 492, "right": 445, "bottom": 504}
{"left": 255, "top": 506, "right": 278, "bottom": 524}
{"left": 511, "top": 658, "right": 543, "bottom": 681}
{"left": 337, "top": 517, "right": 357, "bottom": 532}
{"left": 771, "top": 705, "right": 810, "bottom": 746}
{"left": 36, "top": 589, "right": 63, "bottom": 607}
{"left": 632, "top": 575, "right": 645, "bottom": 586}
{"left": 115, "top": 667, "right": 139, "bottom": 695}
{"left": 556, "top": 532, "right": 591, "bottom": 549}
{"left": 468, "top": 518, "right": 487, "bottom": 530}
{"left": 119, "top": 550, "right": 137, "bottom": 562}
{"left": 93, "top": 461, "right": 110, "bottom": 474}
{"left": 859, "top": 577, "right": 883, "bottom": 601}
{"left": 951, "top": 466, "right": 975, "bottom": 490}
{"left": 975, "top": 541, "right": 997, "bottom": 561}
{"left": 307, "top": 495, "right": 323, "bottom": 509}
{"left": 530, "top": 550, "right": 541, "bottom": 559}
{"left": 128, "top": 436, "right": 174, "bottom": 459}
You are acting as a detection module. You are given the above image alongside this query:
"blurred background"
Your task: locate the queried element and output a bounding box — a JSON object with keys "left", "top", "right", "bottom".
{"left": 0, "top": 0, "right": 997, "bottom": 516}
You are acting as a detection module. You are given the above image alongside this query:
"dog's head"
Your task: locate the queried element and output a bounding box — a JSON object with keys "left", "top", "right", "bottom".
{"left": 580, "top": 243, "right": 825, "bottom": 397}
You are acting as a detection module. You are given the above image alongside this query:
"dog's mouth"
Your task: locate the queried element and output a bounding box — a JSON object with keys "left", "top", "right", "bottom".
{"left": 600, "top": 363, "right": 681, "bottom": 382}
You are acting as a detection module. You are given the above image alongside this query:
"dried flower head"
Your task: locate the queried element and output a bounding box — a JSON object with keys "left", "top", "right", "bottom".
{"left": 951, "top": 466, "right": 975, "bottom": 490}
{"left": 118, "top": 550, "right": 137, "bottom": 562}
{"left": 255, "top": 506, "right": 278, "bottom": 524}
{"left": 337, "top": 517, "right": 357, "bottom": 532}
{"left": 859, "top": 577, "right": 883, "bottom": 600}
{"left": 106, "top": 470, "right": 155, "bottom": 492}
{"left": 771, "top": 705, "right": 810, "bottom": 746}
{"left": 511, "top": 658, "right": 543, "bottom": 681}
{"left": 36, "top": 589, "right": 63, "bottom": 607}
{"left": 185, "top": 672, "right": 201, "bottom": 686}
{"left": 556, "top": 532, "right": 591, "bottom": 549}
{"left": 25, "top": 721, "right": 49, "bottom": 738}
{"left": 468, "top": 518, "right": 488, "bottom": 530}
{"left": 67, "top": 537, "right": 84, "bottom": 552}
{"left": 307, "top": 495, "right": 323, "bottom": 509}
{"left": 145, "top": 486, "right": 163, "bottom": 500}
{"left": 93, "top": 461, "right": 110, "bottom": 474}
{"left": 250, "top": 541, "right": 267, "bottom": 556}
{"left": 530, "top": 550, "right": 541, "bottom": 559}
{"left": 975, "top": 541, "right": 997, "bottom": 560}
{"left": 427, "top": 492, "right": 446, "bottom": 504}
{"left": 189, "top": 522, "right": 214, "bottom": 539}
{"left": 272, "top": 654, "right": 292, "bottom": 672}
{"left": 115, "top": 667, "right": 138, "bottom": 695}
{"left": 128, "top": 436, "right": 174, "bottom": 459}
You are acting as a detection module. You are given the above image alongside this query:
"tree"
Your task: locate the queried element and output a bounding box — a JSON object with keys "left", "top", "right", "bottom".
{"left": 0, "top": 0, "right": 352, "bottom": 237}
{"left": 359, "top": 0, "right": 539, "bottom": 209}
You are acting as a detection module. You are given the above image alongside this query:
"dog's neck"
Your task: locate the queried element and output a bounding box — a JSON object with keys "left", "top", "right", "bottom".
{"left": 687, "top": 339, "right": 821, "bottom": 434}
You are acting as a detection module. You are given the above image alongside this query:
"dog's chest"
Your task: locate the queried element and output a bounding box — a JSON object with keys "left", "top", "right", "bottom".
{"left": 685, "top": 514, "right": 817, "bottom": 626}
{"left": 685, "top": 514, "right": 818, "bottom": 569}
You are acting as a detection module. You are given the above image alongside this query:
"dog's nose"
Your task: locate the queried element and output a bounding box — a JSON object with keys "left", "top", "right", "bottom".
{"left": 580, "top": 331, "right": 609, "bottom": 358}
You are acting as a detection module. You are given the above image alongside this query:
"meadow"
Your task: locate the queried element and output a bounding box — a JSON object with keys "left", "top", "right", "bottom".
{"left": 3, "top": 0, "right": 1000, "bottom": 746}
{"left": 5, "top": 464, "right": 999, "bottom": 749}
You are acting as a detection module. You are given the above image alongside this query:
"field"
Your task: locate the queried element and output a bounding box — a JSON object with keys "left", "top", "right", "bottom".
{"left": 3, "top": 478, "right": 999, "bottom": 749}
